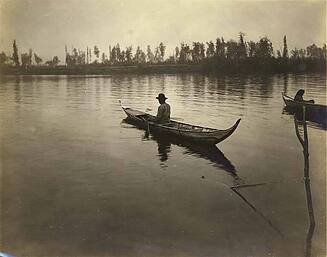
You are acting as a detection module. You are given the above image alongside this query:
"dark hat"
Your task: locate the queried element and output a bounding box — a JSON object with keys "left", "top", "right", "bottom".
{"left": 156, "top": 93, "right": 167, "bottom": 100}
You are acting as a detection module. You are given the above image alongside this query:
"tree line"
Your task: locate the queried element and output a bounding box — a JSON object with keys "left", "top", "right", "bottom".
{"left": 0, "top": 33, "right": 326, "bottom": 73}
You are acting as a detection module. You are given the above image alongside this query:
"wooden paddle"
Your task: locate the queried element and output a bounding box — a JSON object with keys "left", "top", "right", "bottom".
{"left": 138, "top": 115, "right": 151, "bottom": 136}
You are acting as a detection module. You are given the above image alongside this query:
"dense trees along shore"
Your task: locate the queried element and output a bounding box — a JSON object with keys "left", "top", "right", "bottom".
{"left": 0, "top": 33, "right": 326, "bottom": 75}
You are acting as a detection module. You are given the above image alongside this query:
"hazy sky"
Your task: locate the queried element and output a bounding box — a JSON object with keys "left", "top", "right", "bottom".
{"left": 0, "top": 0, "right": 325, "bottom": 61}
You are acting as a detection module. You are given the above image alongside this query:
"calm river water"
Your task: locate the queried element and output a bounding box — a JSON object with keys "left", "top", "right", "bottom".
{"left": 0, "top": 73, "right": 326, "bottom": 257}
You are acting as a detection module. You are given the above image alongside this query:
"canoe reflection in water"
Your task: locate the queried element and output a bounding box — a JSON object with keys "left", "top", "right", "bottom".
{"left": 122, "top": 118, "right": 240, "bottom": 181}
{"left": 282, "top": 106, "right": 327, "bottom": 130}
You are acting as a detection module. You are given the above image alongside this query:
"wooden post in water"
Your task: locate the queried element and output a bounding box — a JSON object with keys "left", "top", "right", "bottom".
{"left": 302, "top": 106, "right": 310, "bottom": 179}
{"left": 294, "top": 105, "right": 315, "bottom": 257}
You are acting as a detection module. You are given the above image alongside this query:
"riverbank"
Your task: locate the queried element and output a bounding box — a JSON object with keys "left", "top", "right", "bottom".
{"left": 0, "top": 60, "right": 325, "bottom": 75}
{"left": 0, "top": 64, "right": 203, "bottom": 75}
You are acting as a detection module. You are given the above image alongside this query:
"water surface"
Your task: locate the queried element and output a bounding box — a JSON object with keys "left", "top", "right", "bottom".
{"left": 0, "top": 73, "right": 326, "bottom": 257}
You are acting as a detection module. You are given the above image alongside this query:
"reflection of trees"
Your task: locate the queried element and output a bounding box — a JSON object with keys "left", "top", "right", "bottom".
{"left": 283, "top": 73, "right": 289, "bottom": 94}
{"left": 176, "top": 74, "right": 191, "bottom": 87}
{"left": 176, "top": 74, "right": 193, "bottom": 100}
{"left": 251, "top": 75, "right": 274, "bottom": 100}
{"left": 157, "top": 75, "right": 166, "bottom": 92}
{"left": 248, "top": 75, "right": 274, "bottom": 101}
{"left": 14, "top": 79, "right": 22, "bottom": 104}
{"left": 192, "top": 75, "right": 206, "bottom": 99}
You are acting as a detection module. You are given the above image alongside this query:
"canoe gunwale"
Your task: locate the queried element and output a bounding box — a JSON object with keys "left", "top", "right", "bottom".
{"left": 122, "top": 106, "right": 241, "bottom": 144}
{"left": 123, "top": 108, "right": 223, "bottom": 133}
{"left": 282, "top": 93, "right": 326, "bottom": 109}
{"left": 123, "top": 107, "right": 239, "bottom": 134}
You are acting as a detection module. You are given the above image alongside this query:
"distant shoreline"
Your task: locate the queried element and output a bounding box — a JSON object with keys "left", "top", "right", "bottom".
{"left": 0, "top": 62, "right": 326, "bottom": 76}
{"left": 0, "top": 64, "right": 202, "bottom": 75}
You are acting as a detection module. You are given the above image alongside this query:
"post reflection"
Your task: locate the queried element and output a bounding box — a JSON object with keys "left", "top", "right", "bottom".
{"left": 304, "top": 177, "right": 315, "bottom": 257}
{"left": 283, "top": 73, "right": 289, "bottom": 94}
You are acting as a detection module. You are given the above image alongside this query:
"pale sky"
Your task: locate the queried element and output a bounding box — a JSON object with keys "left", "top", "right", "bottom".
{"left": 0, "top": 0, "right": 326, "bottom": 61}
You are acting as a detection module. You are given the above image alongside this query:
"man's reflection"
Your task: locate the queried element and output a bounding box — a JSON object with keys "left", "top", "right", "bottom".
{"left": 156, "top": 136, "right": 171, "bottom": 163}
{"left": 150, "top": 131, "right": 240, "bottom": 181}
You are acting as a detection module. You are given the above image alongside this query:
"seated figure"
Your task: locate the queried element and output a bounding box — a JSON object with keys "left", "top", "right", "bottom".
{"left": 294, "top": 89, "right": 315, "bottom": 104}
{"left": 155, "top": 93, "right": 171, "bottom": 123}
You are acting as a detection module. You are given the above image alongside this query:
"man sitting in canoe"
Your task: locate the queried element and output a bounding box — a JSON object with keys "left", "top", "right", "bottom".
{"left": 155, "top": 93, "right": 171, "bottom": 123}
{"left": 294, "top": 89, "right": 315, "bottom": 104}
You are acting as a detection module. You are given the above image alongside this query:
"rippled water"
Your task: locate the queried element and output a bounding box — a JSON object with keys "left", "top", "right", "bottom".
{"left": 0, "top": 73, "right": 326, "bottom": 257}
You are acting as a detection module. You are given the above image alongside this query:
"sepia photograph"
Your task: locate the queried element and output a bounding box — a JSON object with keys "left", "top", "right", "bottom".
{"left": 0, "top": 0, "right": 326, "bottom": 256}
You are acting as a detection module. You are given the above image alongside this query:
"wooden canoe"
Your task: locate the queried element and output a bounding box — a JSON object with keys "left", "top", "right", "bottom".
{"left": 282, "top": 93, "right": 326, "bottom": 110}
{"left": 282, "top": 93, "right": 327, "bottom": 126}
{"left": 121, "top": 105, "right": 241, "bottom": 145}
